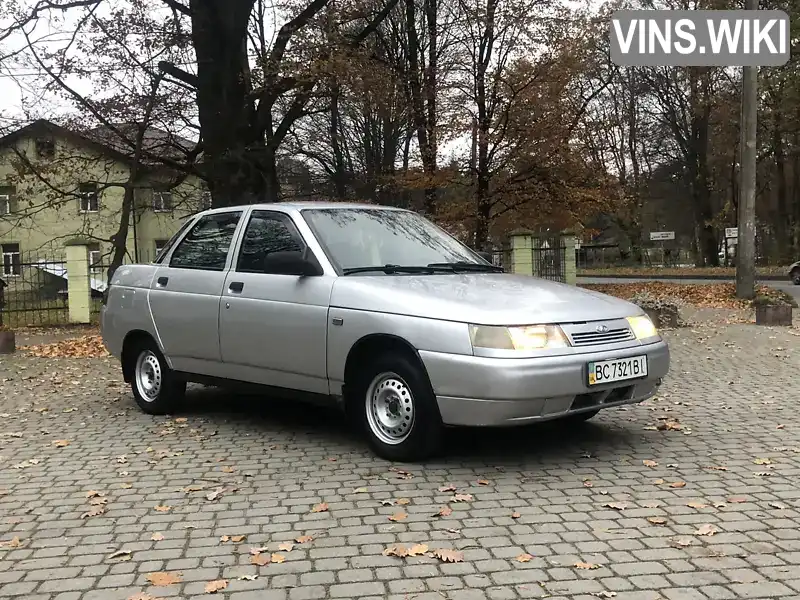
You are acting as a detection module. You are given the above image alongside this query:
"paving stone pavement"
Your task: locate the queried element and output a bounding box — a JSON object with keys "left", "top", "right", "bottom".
{"left": 0, "top": 320, "right": 799, "bottom": 599}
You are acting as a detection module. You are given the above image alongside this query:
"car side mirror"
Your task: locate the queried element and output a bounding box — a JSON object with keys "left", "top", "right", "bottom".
{"left": 476, "top": 250, "right": 493, "bottom": 263}
{"left": 263, "top": 251, "right": 322, "bottom": 276}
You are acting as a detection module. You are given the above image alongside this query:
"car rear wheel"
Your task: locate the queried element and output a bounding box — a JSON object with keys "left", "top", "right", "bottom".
{"left": 354, "top": 354, "right": 443, "bottom": 462}
{"left": 128, "top": 338, "right": 185, "bottom": 415}
{"left": 791, "top": 267, "right": 800, "bottom": 285}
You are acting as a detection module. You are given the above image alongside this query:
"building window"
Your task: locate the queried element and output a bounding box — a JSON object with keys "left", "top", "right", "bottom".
{"left": 2, "top": 243, "right": 21, "bottom": 277}
{"left": 79, "top": 183, "right": 99, "bottom": 213}
{"left": 87, "top": 243, "right": 102, "bottom": 275}
{"left": 153, "top": 190, "right": 173, "bottom": 213}
{"left": 0, "top": 186, "right": 14, "bottom": 215}
{"left": 35, "top": 137, "right": 55, "bottom": 159}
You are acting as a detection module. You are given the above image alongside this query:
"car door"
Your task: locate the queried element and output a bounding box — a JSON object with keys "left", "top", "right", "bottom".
{"left": 218, "top": 210, "right": 334, "bottom": 395}
{"left": 148, "top": 210, "right": 244, "bottom": 371}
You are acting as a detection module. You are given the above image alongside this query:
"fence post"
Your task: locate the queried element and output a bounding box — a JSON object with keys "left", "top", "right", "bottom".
{"left": 65, "top": 243, "right": 91, "bottom": 324}
{"left": 509, "top": 230, "right": 533, "bottom": 276}
{"left": 562, "top": 233, "right": 577, "bottom": 285}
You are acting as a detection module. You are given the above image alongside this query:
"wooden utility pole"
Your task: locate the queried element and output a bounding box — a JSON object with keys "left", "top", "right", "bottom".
{"left": 736, "top": 0, "right": 758, "bottom": 299}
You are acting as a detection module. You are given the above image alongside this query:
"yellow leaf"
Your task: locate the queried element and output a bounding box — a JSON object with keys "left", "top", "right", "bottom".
{"left": 396, "top": 498, "right": 411, "bottom": 505}
{"left": 643, "top": 460, "right": 658, "bottom": 467}
{"left": 271, "top": 553, "right": 285, "bottom": 563}
{"left": 451, "top": 494, "right": 473, "bottom": 503}
{"left": 295, "top": 535, "right": 314, "bottom": 544}
{"left": 146, "top": 572, "right": 183, "bottom": 586}
{"left": 669, "top": 481, "right": 686, "bottom": 488}
{"left": 151, "top": 533, "right": 165, "bottom": 541}
{"left": 250, "top": 554, "right": 271, "bottom": 566}
{"left": 516, "top": 553, "right": 533, "bottom": 562}
{"left": 204, "top": 579, "right": 227, "bottom": 594}
{"left": 278, "top": 541, "right": 294, "bottom": 552}
{"left": 383, "top": 544, "right": 408, "bottom": 557}
{"left": 575, "top": 561, "right": 601, "bottom": 569}
{"left": 477, "top": 479, "right": 490, "bottom": 486}
{"left": 432, "top": 548, "right": 464, "bottom": 563}
{"left": 154, "top": 505, "right": 172, "bottom": 512}
{"left": 511, "top": 511, "right": 521, "bottom": 519}
{"left": 647, "top": 516, "right": 667, "bottom": 525}
{"left": 311, "top": 503, "right": 328, "bottom": 513}
{"left": 53, "top": 440, "right": 70, "bottom": 448}
{"left": 408, "top": 543, "right": 428, "bottom": 556}
{"left": 389, "top": 512, "right": 408, "bottom": 522}
{"left": 695, "top": 524, "right": 718, "bottom": 536}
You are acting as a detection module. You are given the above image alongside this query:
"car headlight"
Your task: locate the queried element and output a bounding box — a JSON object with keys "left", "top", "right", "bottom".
{"left": 626, "top": 314, "right": 659, "bottom": 340}
{"left": 469, "top": 324, "right": 570, "bottom": 351}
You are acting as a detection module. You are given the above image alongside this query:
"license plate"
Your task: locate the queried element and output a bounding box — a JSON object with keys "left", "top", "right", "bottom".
{"left": 588, "top": 355, "right": 647, "bottom": 386}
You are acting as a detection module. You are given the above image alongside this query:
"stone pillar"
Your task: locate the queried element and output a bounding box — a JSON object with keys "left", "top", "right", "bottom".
{"left": 562, "top": 234, "right": 577, "bottom": 285}
{"left": 509, "top": 230, "right": 533, "bottom": 276}
{"left": 65, "top": 243, "right": 91, "bottom": 324}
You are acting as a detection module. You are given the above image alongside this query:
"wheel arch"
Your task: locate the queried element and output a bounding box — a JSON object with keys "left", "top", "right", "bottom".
{"left": 121, "top": 330, "right": 158, "bottom": 383}
{"left": 342, "top": 333, "right": 433, "bottom": 401}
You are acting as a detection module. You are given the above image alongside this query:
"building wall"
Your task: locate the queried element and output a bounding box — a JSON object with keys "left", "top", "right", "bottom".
{"left": 0, "top": 131, "right": 204, "bottom": 270}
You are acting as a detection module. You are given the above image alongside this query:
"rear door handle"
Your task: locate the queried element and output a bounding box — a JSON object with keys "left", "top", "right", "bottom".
{"left": 156, "top": 276, "right": 169, "bottom": 287}
{"left": 229, "top": 281, "right": 244, "bottom": 293}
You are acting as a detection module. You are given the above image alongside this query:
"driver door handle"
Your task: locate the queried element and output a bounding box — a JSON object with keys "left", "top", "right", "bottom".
{"left": 229, "top": 281, "right": 244, "bottom": 293}
{"left": 156, "top": 276, "right": 169, "bottom": 287}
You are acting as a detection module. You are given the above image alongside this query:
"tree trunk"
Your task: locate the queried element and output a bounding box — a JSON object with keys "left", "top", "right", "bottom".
{"left": 329, "top": 81, "right": 348, "bottom": 200}
{"left": 689, "top": 68, "right": 718, "bottom": 267}
{"left": 189, "top": 0, "right": 264, "bottom": 207}
{"left": 774, "top": 104, "right": 788, "bottom": 262}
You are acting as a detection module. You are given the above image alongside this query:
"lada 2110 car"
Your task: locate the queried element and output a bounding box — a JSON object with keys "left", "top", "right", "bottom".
{"left": 101, "top": 203, "right": 670, "bottom": 461}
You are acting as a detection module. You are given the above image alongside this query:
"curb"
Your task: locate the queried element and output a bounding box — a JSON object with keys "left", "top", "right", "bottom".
{"left": 577, "top": 273, "right": 788, "bottom": 282}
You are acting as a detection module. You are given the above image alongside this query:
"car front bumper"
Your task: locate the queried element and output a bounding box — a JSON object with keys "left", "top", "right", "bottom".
{"left": 419, "top": 340, "right": 670, "bottom": 427}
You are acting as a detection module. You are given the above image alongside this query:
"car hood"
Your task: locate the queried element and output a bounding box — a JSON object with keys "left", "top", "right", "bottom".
{"left": 330, "top": 273, "right": 642, "bottom": 325}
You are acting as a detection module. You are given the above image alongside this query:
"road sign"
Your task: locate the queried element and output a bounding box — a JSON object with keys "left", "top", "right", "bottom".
{"left": 649, "top": 231, "right": 675, "bottom": 241}
{"left": 725, "top": 227, "right": 738, "bottom": 238}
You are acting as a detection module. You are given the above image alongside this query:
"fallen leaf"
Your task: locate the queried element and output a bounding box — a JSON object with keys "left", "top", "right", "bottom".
{"left": 127, "top": 594, "right": 160, "bottom": 600}
{"left": 250, "top": 554, "right": 271, "bottom": 566}
{"left": 90, "top": 496, "right": 108, "bottom": 506}
{"left": 231, "top": 535, "right": 246, "bottom": 543}
{"left": 80, "top": 506, "right": 106, "bottom": 519}
{"left": 146, "top": 572, "right": 183, "bottom": 586}
{"left": 438, "top": 485, "right": 457, "bottom": 493}
{"left": 451, "top": 494, "right": 473, "bottom": 502}
{"left": 221, "top": 466, "right": 235, "bottom": 473}
{"left": 706, "top": 465, "right": 728, "bottom": 471}
{"left": 154, "top": 505, "right": 172, "bottom": 512}
{"left": 383, "top": 544, "right": 409, "bottom": 558}
{"left": 389, "top": 512, "right": 408, "bottom": 522}
{"left": 671, "top": 537, "right": 693, "bottom": 547}
{"left": 86, "top": 490, "right": 104, "bottom": 499}
{"left": 511, "top": 511, "right": 521, "bottom": 519}
{"left": 295, "top": 535, "right": 314, "bottom": 544}
{"left": 380, "top": 500, "right": 395, "bottom": 506}
{"left": 249, "top": 546, "right": 270, "bottom": 555}
{"left": 271, "top": 553, "right": 285, "bottom": 563}
{"left": 643, "top": 460, "right": 658, "bottom": 467}
{"left": 206, "top": 487, "right": 226, "bottom": 501}
{"left": 431, "top": 548, "right": 464, "bottom": 563}
{"left": 108, "top": 549, "right": 132, "bottom": 561}
{"left": 687, "top": 501, "right": 708, "bottom": 509}
{"left": 575, "top": 561, "right": 601, "bottom": 569}
{"left": 516, "top": 553, "right": 533, "bottom": 562}
{"left": 0, "top": 536, "right": 22, "bottom": 548}
{"left": 654, "top": 478, "right": 665, "bottom": 485}
{"left": 201, "top": 577, "right": 227, "bottom": 591}
{"left": 603, "top": 502, "right": 628, "bottom": 510}
{"left": 593, "top": 592, "right": 618, "bottom": 598}
{"left": 754, "top": 458, "right": 772, "bottom": 465}
{"left": 670, "top": 481, "right": 686, "bottom": 488}
{"left": 396, "top": 498, "right": 411, "bottom": 505}
{"left": 239, "top": 575, "right": 258, "bottom": 581}
{"left": 53, "top": 440, "right": 70, "bottom": 448}
{"left": 311, "top": 503, "right": 328, "bottom": 513}
{"left": 776, "top": 424, "right": 785, "bottom": 430}
{"left": 352, "top": 487, "right": 368, "bottom": 494}
{"left": 755, "top": 471, "right": 774, "bottom": 477}
{"left": 695, "top": 524, "right": 718, "bottom": 536}
{"left": 647, "top": 516, "right": 667, "bottom": 525}
{"left": 583, "top": 480, "right": 593, "bottom": 488}
{"left": 120, "top": 483, "right": 133, "bottom": 489}
{"left": 477, "top": 479, "right": 490, "bottom": 486}
{"left": 278, "top": 541, "right": 294, "bottom": 552}
{"left": 437, "top": 506, "right": 452, "bottom": 517}
{"left": 728, "top": 496, "right": 747, "bottom": 503}
{"left": 408, "top": 543, "right": 428, "bottom": 556}
{"left": 220, "top": 535, "right": 230, "bottom": 543}
{"left": 151, "top": 533, "right": 165, "bottom": 541}
{"left": 174, "top": 418, "right": 188, "bottom": 423}
{"left": 769, "top": 502, "right": 787, "bottom": 509}
{"left": 183, "top": 485, "right": 205, "bottom": 493}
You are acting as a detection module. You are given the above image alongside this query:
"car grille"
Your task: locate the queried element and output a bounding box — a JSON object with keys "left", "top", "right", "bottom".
{"left": 569, "top": 327, "right": 634, "bottom": 347}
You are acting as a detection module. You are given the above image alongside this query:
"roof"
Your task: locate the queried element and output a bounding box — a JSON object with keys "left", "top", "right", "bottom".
{"left": 0, "top": 119, "right": 197, "bottom": 166}
{"left": 200, "top": 201, "right": 405, "bottom": 215}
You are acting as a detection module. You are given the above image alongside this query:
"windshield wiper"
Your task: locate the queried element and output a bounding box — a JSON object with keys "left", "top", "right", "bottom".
{"left": 426, "top": 261, "right": 504, "bottom": 273}
{"left": 342, "top": 264, "right": 450, "bottom": 275}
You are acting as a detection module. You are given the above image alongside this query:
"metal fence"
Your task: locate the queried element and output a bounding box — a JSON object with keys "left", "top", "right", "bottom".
{"left": 0, "top": 252, "right": 70, "bottom": 327}
{"left": 532, "top": 240, "right": 567, "bottom": 282}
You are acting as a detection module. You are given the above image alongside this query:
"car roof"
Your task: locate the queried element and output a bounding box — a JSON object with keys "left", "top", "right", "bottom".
{"left": 199, "top": 201, "right": 406, "bottom": 216}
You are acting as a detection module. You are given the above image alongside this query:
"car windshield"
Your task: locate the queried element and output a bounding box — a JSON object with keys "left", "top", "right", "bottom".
{"left": 301, "top": 207, "right": 484, "bottom": 272}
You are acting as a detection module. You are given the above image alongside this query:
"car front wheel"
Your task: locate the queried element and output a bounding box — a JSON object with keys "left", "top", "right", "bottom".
{"left": 791, "top": 268, "right": 800, "bottom": 285}
{"left": 128, "top": 338, "right": 185, "bottom": 415}
{"left": 355, "top": 354, "right": 443, "bottom": 462}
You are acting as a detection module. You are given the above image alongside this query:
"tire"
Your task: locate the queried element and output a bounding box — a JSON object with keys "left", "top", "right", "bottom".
{"left": 352, "top": 353, "right": 443, "bottom": 462}
{"left": 791, "top": 268, "right": 800, "bottom": 286}
{"left": 127, "top": 337, "right": 186, "bottom": 415}
{"left": 562, "top": 409, "right": 600, "bottom": 424}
